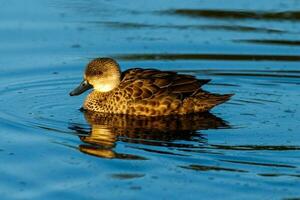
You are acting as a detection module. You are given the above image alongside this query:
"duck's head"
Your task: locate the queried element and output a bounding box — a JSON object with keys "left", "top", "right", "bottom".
{"left": 70, "top": 58, "right": 121, "bottom": 96}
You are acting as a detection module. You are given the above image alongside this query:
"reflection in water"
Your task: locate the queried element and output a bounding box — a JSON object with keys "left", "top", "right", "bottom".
{"left": 69, "top": 111, "right": 229, "bottom": 159}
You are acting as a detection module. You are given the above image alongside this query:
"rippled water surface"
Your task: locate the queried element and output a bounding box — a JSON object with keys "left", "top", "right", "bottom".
{"left": 1, "top": 0, "right": 300, "bottom": 199}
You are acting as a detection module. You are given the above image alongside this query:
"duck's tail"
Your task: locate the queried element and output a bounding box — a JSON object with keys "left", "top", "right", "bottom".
{"left": 182, "top": 90, "right": 233, "bottom": 113}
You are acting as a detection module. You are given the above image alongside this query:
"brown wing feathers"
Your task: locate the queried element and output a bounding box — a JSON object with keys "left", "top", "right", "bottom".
{"left": 121, "top": 68, "right": 210, "bottom": 100}
{"left": 121, "top": 68, "right": 210, "bottom": 99}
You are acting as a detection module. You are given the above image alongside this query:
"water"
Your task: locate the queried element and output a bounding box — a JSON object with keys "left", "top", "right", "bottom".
{"left": 1, "top": 0, "right": 300, "bottom": 199}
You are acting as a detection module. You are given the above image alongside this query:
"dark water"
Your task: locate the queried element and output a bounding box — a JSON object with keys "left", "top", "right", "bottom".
{"left": 1, "top": 0, "right": 300, "bottom": 199}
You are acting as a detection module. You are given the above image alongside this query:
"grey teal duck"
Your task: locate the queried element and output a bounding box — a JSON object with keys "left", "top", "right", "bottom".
{"left": 70, "top": 58, "right": 233, "bottom": 116}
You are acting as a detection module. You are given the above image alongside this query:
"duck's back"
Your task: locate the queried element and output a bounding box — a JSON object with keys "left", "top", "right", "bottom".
{"left": 114, "top": 68, "right": 232, "bottom": 116}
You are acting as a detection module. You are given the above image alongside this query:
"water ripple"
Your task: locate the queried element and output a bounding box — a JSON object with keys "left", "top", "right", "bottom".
{"left": 164, "top": 9, "right": 300, "bottom": 21}
{"left": 116, "top": 53, "right": 300, "bottom": 62}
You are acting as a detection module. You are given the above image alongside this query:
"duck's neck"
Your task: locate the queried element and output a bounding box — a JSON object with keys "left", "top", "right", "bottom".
{"left": 93, "top": 73, "right": 121, "bottom": 92}
{"left": 90, "top": 90, "right": 112, "bottom": 97}
{"left": 94, "top": 84, "right": 117, "bottom": 92}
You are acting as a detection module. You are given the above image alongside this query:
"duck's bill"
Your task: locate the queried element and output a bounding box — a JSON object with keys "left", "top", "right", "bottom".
{"left": 69, "top": 80, "right": 92, "bottom": 96}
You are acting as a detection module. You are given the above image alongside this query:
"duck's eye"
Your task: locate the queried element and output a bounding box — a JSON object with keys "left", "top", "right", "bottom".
{"left": 97, "top": 71, "right": 103, "bottom": 76}
{"left": 89, "top": 71, "right": 103, "bottom": 77}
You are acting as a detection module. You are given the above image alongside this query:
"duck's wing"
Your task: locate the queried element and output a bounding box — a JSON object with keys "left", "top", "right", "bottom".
{"left": 120, "top": 68, "right": 210, "bottom": 100}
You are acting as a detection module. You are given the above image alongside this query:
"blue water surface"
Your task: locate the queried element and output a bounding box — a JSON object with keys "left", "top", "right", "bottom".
{"left": 0, "top": 0, "right": 300, "bottom": 199}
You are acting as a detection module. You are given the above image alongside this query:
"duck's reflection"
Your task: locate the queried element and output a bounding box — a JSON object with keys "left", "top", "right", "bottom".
{"left": 69, "top": 111, "right": 229, "bottom": 159}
